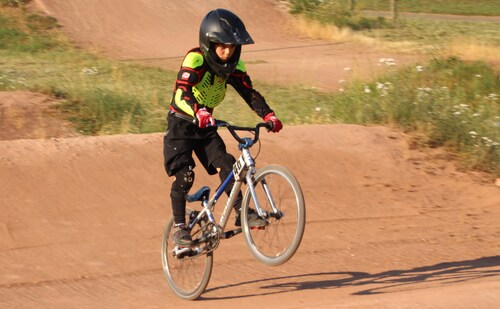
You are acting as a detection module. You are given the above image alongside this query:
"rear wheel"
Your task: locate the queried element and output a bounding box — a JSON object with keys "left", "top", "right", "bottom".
{"left": 161, "top": 209, "right": 213, "bottom": 300}
{"left": 241, "top": 165, "right": 306, "bottom": 266}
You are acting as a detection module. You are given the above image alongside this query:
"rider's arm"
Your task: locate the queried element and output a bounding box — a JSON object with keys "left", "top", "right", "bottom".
{"left": 228, "top": 60, "right": 274, "bottom": 118}
{"left": 170, "top": 50, "right": 205, "bottom": 116}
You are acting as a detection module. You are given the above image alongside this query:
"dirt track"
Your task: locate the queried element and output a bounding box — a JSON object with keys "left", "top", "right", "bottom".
{"left": 1, "top": 1, "right": 500, "bottom": 308}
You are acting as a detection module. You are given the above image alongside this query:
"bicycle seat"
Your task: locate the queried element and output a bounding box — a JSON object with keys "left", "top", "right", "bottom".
{"left": 187, "top": 186, "right": 211, "bottom": 202}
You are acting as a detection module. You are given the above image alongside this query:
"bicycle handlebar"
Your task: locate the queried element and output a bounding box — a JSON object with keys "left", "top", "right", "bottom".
{"left": 216, "top": 120, "right": 271, "bottom": 146}
{"left": 170, "top": 112, "right": 273, "bottom": 146}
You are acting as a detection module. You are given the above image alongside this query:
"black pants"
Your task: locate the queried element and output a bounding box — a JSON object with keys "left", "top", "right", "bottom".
{"left": 163, "top": 113, "right": 239, "bottom": 224}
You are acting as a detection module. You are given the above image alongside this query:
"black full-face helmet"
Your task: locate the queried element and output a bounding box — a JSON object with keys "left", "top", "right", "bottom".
{"left": 199, "top": 8, "right": 254, "bottom": 79}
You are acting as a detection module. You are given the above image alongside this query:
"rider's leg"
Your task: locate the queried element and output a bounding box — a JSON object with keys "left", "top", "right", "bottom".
{"left": 195, "top": 132, "right": 267, "bottom": 227}
{"left": 212, "top": 154, "right": 268, "bottom": 228}
{"left": 212, "top": 154, "right": 242, "bottom": 210}
{"left": 170, "top": 165, "right": 195, "bottom": 224}
{"left": 170, "top": 165, "right": 195, "bottom": 245}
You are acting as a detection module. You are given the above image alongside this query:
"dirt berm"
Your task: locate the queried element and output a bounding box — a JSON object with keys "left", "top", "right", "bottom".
{"left": 1, "top": 1, "right": 499, "bottom": 308}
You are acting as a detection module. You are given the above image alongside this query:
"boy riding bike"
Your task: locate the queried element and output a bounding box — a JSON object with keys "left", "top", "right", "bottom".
{"left": 163, "top": 9, "right": 283, "bottom": 246}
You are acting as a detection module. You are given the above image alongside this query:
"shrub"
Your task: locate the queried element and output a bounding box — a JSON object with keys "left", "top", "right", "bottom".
{"left": 1, "top": 0, "right": 30, "bottom": 7}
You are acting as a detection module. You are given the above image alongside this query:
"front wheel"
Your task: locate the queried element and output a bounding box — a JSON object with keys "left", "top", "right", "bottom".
{"left": 161, "top": 209, "right": 213, "bottom": 300}
{"left": 241, "top": 165, "right": 306, "bottom": 266}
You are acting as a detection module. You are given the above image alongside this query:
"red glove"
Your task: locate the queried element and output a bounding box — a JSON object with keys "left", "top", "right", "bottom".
{"left": 196, "top": 108, "right": 215, "bottom": 128}
{"left": 263, "top": 112, "right": 283, "bottom": 133}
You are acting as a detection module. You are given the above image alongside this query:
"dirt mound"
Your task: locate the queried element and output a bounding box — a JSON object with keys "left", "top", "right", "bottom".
{"left": 0, "top": 91, "right": 78, "bottom": 140}
{"left": 1, "top": 124, "right": 499, "bottom": 308}
{"left": 32, "top": 0, "right": 420, "bottom": 91}
{"left": 1, "top": 1, "right": 499, "bottom": 308}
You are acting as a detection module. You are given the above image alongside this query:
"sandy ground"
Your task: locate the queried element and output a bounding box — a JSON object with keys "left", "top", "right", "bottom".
{"left": 1, "top": 0, "right": 500, "bottom": 308}
{"left": 32, "top": 0, "right": 420, "bottom": 91}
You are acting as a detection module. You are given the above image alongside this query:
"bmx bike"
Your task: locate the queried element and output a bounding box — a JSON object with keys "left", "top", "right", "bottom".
{"left": 161, "top": 117, "right": 306, "bottom": 300}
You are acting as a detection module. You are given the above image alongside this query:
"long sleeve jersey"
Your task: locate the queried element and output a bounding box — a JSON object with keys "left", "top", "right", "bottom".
{"left": 169, "top": 48, "right": 273, "bottom": 118}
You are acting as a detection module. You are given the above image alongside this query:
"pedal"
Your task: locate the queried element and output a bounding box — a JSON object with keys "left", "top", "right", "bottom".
{"left": 172, "top": 246, "right": 191, "bottom": 257}
{"left": 222, "top": 228, "right": 242, "bottom": 239}
{"left": 250, "top": 226, "right": 266, "bottom": 230}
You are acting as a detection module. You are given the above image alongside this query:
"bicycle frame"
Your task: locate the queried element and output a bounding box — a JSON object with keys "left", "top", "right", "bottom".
{"left": 163, "top": 118, "right": 306, "bottom": 299}
{"left": 186, "top": 145, "right": 254, "bottom": 236}
{"left": 185, "top": 122, "right": 279, "bottom": 238}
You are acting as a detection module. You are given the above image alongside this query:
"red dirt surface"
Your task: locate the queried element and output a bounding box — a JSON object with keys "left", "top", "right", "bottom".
{"left": 1, "top": 1, "right": 499, "bottom": 308}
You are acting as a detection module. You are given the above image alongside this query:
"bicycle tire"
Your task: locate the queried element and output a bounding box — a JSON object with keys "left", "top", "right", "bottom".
{"left": 161, "top": 209, "right": 213, "bottom": 300}
{"left": 241, "top": 165, "right": 306, "bottom": 266}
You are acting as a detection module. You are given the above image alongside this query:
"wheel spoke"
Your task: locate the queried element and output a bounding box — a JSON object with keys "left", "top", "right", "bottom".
{"left": 161, "top": 209, "right": 213, "bottom": 300}
{"left": 242, "top": 165, "right": 305, "bottom": 266}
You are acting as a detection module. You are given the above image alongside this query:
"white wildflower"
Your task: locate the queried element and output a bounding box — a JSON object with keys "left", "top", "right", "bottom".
{"left": 315, "top": 107, "right": 321, "bottom": 112}
{"left": 416, "top": 65, "right": 424, "bottom": 72}
{"left": 481, "top": 137, "right": 492, "bottom": 143}
{"left": 364, "top": 86, "right": 371, "bottom": 94}
{"left": 379, "top": 58, "right": 396, "bottom": 66}
{"left": 418, "top": 87, "right": 432, "bottom": 92}
{"left": 82, "top": 66, "right": 98, "bottom": 75}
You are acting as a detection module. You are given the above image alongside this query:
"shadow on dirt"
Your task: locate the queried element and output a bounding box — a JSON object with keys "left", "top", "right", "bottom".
{"left": 202, "top": 255, "right": 500, "bottom": 300}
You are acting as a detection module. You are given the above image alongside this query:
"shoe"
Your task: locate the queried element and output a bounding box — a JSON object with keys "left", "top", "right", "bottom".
{"left": 173, "top": 223, "right": 193, "bottom": 246}
{"left": 235, "top": 209, "right": 269, "bottom": 228}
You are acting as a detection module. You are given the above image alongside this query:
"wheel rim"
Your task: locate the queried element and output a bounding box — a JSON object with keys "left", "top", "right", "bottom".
{"left": 161, "top": 211, "right": 212, "bottom": 299}
{"left": 244, "top": 167, "right": 305, "bottom": 265}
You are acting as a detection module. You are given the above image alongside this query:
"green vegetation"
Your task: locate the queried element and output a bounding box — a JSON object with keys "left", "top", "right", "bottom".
{"left": 289, "top": 0, "right": 500, "bottom": 47}
{"left": 1, "top": 52, "right": 175, "bottom": 134}
{"left": 0, "top": 5, "right": 498, "bottom": 175}
{"left": 0, "top": 0, "right": 30, "bottom": 7}
{"left": 360, "top": 18, "right": 500, "bottom": 47}
{"left": 289, "top": 0, "right": 390, "bottom": 30}
{"left": 317, "top": 58, "right": 499, "bottom": 175}
{"left": 0, "top": 6, "right": 174, "bottom": 134}
{"left": 356, "top": 0, "right": 500, "bottom": 16}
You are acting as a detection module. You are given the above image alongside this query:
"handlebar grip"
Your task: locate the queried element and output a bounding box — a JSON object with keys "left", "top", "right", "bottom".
{"left": 171, "top": 112, "right": 229, "bottom": 128}
{"left": 264, "top": 121, "right": 274, "bottom": 131}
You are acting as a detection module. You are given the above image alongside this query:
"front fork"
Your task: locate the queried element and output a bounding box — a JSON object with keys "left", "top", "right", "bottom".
{"left": 245, "top": 170, "right": 280, "bottom": 218}
{"left": 240, "top": 146, "right": 280, "bottom": 218}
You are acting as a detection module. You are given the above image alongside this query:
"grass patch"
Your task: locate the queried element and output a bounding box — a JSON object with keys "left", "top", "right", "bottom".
{"left": 288, "top": 0, "right": 392, "bottom": 31}
{"left": 355, "top": 0, "right": 500, "bottom": 16}
{"left": 0, "top": 51, "right": 175, "bottom": 134}
{"left": 1, "top": 0, "right": 30, "bottom": 7}
{"left": 0, "top": 6, "right": 174, "bottom": 134}
{"left": 332, "top": 57, "right": 499, "bottom": 174}
{"left": 360, "top": 18, "right": 500, "bottom": 47}
{"left": 221, "top": 56, "right": 500, "bottom": 175}
{"left": 288, "top": 0, "right": 500, "bottom": 60}
{"left": 1, "top": 5, "right": 498, "bottom": 175}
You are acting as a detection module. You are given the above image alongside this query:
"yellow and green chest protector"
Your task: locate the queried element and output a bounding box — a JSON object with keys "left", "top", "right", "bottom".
{"left": 192, "top": 71, "right": 227, "bottom": 108}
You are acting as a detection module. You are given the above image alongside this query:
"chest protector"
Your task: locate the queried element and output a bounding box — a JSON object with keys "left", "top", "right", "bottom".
{"left": 193, "top": 71, "right": 227, "bottom": 108}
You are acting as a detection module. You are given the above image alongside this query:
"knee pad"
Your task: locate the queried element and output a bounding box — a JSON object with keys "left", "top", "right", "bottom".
{"left": 171, "top": 166, "right": 195, "bottom": 197}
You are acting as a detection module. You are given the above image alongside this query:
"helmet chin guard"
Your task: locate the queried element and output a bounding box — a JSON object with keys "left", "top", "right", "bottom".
{"left": 199, "top": 8, "right": 254, "bottom": 78}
